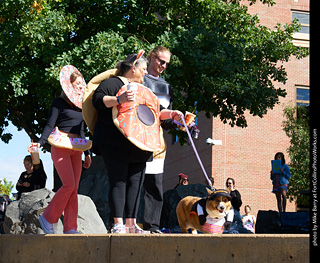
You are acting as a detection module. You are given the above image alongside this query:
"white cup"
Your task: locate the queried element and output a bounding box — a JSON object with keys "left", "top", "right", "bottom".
{"left": 127, "top": 83, "right": 138, "bottom": 101}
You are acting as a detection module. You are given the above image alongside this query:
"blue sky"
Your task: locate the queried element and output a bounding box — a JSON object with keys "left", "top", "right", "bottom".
{"left": 0, "top": 122, "right": 54, "bottom": 194}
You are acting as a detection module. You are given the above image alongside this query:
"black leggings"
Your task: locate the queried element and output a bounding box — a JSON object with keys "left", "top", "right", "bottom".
{"left": 102, "top": 154, "right": 146, "bottom": 219}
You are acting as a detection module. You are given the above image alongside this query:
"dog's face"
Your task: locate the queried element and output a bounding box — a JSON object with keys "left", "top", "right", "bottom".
{"left": 206, "top": 195, "right": 231, "bottom": 219}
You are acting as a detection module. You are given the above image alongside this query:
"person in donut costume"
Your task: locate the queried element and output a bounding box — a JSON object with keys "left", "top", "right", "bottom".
{"left": 33, "top": 65, "right": 92, "bottom": 234}
{"left": 142, "top": 46, "right": 177, "bottom": 234}
{"left": 92, "top": 51, "right": 183, "bottom": 234}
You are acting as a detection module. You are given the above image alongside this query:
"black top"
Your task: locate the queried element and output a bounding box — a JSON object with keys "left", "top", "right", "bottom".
{"left": 16, "top": 162, "right": 47, "bottom": 200}
{"left": 38, "top": 97, "right": 89, "bottom": 155}
{"left": 230, "top": 189, "right": 242, "bottom": 211}
{"left": 92, "top": 77, "right": 152, "bottom": 163}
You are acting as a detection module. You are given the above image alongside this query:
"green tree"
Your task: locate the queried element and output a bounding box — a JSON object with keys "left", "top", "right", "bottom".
{"left": 282, "top": 106, "right": 310, "bottom": 206}
{"left": 0, "top": 178, "right": 14, "bottom": 197}
{"left": 0, "top": 0, "right": 308, "bottom": 144}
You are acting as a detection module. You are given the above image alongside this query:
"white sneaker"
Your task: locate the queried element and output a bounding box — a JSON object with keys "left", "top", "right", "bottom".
{"left": 126, "top": 224, "right": 150, "bottom": 234}
{"left": 110, "top": 223, "right": 126, "bottom": 234}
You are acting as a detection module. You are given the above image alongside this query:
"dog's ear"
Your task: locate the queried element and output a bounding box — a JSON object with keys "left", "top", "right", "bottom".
{"left": 206, "top": 188, "right": 213, "bottom": 195}
{"left": 208, "top": 193, "right": 215, "bottom": 201}
{"left": 225, "top": 200, "right": 232, "bottom": 211}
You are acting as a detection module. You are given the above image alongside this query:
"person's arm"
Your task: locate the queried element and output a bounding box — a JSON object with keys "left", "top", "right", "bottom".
{"left": 33, "top": 161, "right": 47, "bottom": 189}
{"left": 160, "top": 103, "right": 177, "bottom": 130}
{"left": 38, "top": 99, "right": 60, "bottom": 146}
{"left": 16, "top": 173, "right": 24, "bottom": 192}
{"left": 282, "top": 164, "right": 291, "bottom": 180}
{"left": 270, "top": 170, "right": 274, "bottom": 180}
{"left": 92, "top": 80, "right": 133, "bottom": 109}
{"left": 160, "top": 109, "right": 183, "bottom": 120}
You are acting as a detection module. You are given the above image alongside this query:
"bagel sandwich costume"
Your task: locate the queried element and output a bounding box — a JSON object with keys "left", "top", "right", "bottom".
{"left": 38, "top": 65, "right": 91, "bottom": 234}
{"left": 84, "top": 51, "right": 162, "bottom": 232}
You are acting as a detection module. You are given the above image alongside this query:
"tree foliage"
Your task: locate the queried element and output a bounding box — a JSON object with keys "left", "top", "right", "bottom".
{"left": 0, "top": 178, "right": 14, "bottom": 197}
{"left": 0, "top": 0, "right": 308, "bottom": 144}
{"left": 282, "top": 106, "right": 310, "bottom": 206}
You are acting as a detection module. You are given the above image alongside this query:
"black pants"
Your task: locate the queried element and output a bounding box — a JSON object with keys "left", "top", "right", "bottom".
{"left": 143, "top": 173, "right": 164, "bottom": 230}
{"left": 102, "top": 154, "right": 146, "bottom": 219}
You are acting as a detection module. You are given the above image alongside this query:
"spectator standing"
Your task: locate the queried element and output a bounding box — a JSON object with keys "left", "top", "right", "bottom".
{"left": 270, "top": 152, "right": 291, "bottom": 213}
{"left": 174, "top": 173, "right": 189, "bottom": 189}
{"left": 226, "top": 177, "right": 243, "bottom": 227}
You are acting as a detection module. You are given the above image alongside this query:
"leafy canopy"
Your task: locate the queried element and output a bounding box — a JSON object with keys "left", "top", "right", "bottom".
{"left": 0, "top": 0, "right": 308, "bottom": 143}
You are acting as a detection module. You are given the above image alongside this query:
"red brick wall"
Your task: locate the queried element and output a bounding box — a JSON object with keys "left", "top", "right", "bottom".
{"left": 163, "top": 0, "right": 309, "bottom": 218}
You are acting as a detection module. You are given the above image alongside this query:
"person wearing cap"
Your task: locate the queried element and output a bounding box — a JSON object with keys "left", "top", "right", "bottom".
{"left": 92, "top": 52, "right": 182, "bottom": 234}
{"left": 33, "top": 67, "right": 92, "bottom": 234}
{"left": 174, "top": 173, "right": 189, "bottom": 189}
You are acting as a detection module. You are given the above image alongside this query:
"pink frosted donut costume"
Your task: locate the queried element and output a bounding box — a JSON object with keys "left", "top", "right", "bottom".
{"left": 59, "top": 65, "right": 86, "bottom": 109}
{"left": 113, "top": 84, "right": 161, "bottom": 152}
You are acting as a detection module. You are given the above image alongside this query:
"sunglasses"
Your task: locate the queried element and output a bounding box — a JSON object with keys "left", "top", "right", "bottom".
{"left": 156, "top": 56, "right": 170, "bottom": 67}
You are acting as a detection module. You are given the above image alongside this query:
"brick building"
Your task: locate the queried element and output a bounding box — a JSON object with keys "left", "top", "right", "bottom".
{"left": 162, "top": 0, "right": 310, "bottom": 217}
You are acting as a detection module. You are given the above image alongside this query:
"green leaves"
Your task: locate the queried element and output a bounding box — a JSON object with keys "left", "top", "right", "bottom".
{"left": 156, "top": 0, "right": 307, "bottom": 128}
{"left": 0, "top": 0, "right": 308, "bottom": 143}
{"left": 282, "top": 106, "right": 310, "bottom": 206}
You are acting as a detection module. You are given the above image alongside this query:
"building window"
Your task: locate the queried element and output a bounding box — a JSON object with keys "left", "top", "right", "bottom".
{"left": 292, "top": 11, "right": 309, "bottom": 48}
{"left": 296, "top": 85, "right": 309, "bottom": 106}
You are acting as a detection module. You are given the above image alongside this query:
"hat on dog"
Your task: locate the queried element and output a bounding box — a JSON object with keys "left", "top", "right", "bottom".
{"left": 209, "top": 189, "right": 231, "bottom": 201}
{"left": 179, "top": 173, "right": 188, "bottom": 180}
{"left": 59, "top": 65, "right": 86, "bottom": 109}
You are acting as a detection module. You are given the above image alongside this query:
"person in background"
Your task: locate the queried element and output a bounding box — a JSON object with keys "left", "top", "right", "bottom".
{"left": 174, "top": 173, "right": 189, "bottom": 189}
{"left": 242, "top": 205, "right": 256, "bottom": 233}
{"left": 226, "top": 177, "right": 243, "bottom": 227}
{"left": 270, "top": 152, "right": 291, "bottom": 213}
{"left": 16, "top": 155, "right": 47, "bottom": 200}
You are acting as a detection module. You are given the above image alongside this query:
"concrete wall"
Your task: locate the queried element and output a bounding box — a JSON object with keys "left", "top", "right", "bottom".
{"left": 0, "top": 234, "right": 309, "bottom": 263}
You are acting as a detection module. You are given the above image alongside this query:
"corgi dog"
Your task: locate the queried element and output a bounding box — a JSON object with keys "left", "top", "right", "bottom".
{"left": 176, "top": 189, "right": 232, "bottom": 234}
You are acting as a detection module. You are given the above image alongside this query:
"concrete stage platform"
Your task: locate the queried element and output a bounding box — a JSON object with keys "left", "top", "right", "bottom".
{"left": 0, "top": 234, "right": 309, "bottom": 263}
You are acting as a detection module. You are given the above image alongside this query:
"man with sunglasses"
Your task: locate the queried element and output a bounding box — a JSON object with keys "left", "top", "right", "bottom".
{"left": 142, "top": 46, "right": 175, "bottom": 234}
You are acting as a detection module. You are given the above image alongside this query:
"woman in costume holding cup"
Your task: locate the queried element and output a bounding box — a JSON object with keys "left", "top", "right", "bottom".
{"left": 92, "top": 51, "right": 182, "bottom": 234}
{"left": 31, "top": 65, "right": 92, "bottom": 234}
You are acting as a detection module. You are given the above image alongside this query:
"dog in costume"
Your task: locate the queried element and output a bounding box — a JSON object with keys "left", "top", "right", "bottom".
{"left": 176, "top": 189, "right": 233, "bottom": 234}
